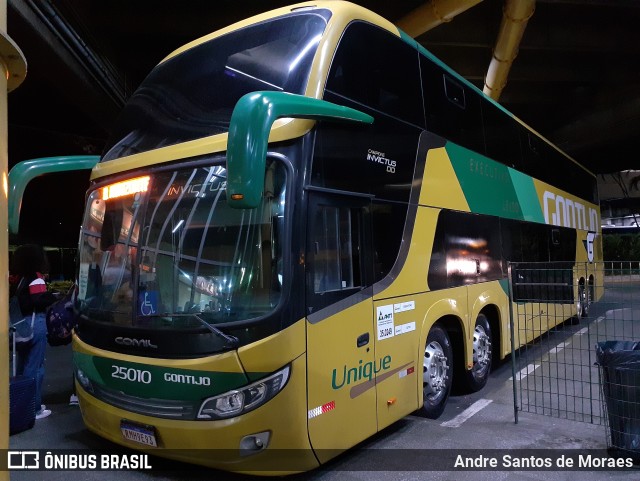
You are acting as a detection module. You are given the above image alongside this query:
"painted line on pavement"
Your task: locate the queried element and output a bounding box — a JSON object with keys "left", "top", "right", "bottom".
{"left": 441, "top": 398, "right": 493, "bottom": 428}
{"left": 549, "top": 342, "right": 571, "bottom": 354}
{"left": 508, "top": 363, "right": 540, "bottom": 381}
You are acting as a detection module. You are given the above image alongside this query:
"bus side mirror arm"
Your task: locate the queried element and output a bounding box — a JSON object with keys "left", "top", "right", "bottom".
{"left": 226, "top": 91, "right": 373, "bottom": 209}
{"left": 8, "top": 155, "right": 100, "bottom": 234}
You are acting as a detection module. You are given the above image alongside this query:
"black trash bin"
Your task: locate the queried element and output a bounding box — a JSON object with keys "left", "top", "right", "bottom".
{"left": 596, "top": 341, "right": 640, "bottom": 462}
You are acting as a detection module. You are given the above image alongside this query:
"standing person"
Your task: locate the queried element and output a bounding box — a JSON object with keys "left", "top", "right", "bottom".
{"left": 10, "top": 244, "right": 57, "bottom": 420}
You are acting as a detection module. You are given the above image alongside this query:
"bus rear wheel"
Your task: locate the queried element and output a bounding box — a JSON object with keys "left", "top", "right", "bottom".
{"left": 463, "top": 314, "right": 492, "bottom": 392}
{"left": 581, "top": 283, "right": 591, "bottom": 318}
{"left": 571, "top": 284, "right": 587, "bottom": 324}
{"left": 421, "top": 325, "right": 452, "bottom": 419}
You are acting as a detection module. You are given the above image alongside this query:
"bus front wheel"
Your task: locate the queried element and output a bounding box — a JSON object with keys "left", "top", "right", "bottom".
{"left": 463, "top": 313, "right": 492, "bottom": 392}
{"left": 421, "top": 325, "right": 452, "bottom": 419}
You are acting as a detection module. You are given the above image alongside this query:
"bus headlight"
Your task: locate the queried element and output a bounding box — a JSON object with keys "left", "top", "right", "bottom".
{"left": 197, "top": 365, "right": 290, "bottom": 420}
{"left": 75, "top": 368, "right": 94, "bottom": 393}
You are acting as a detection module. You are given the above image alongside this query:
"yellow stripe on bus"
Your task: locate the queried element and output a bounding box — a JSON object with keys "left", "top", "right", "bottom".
{"left": 419, "top": 147, "right": 470, "bottom": 211}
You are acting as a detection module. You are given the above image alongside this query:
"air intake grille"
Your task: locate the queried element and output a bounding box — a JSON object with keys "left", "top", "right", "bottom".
{"left": 87, "top": 383, "right": 199, "bottom": 420}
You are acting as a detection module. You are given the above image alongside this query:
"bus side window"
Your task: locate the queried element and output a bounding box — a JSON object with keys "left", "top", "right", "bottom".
{"left": 481, "top": 100, "right": 522, "bottom": 169}
{"left": 325, "top": 21, "right": 424, "bottom": 127}
{"left": 371, "top": 202, "right": 405, "bottom": 282}
{"left": 520, "top": 129, "right": 545, "bottom": 181}
{"left": 421, "top": 57, "right": 484, "bottom": 153}
{"left": 312, "top": 205, "right": 362, "bottom": 294}
{"left": 318, "top": 21, "right": 424, "bottom": 204}
{"left": 443, "top": 76, "right": 465, "bottom": 109}
{"left": 549, "top": 225, "right": 576, "bottom": 262}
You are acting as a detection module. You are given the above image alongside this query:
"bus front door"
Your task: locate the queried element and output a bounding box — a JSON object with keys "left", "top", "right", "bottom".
{"left": 305, "top": 192, "right": 376, "bottom": 461}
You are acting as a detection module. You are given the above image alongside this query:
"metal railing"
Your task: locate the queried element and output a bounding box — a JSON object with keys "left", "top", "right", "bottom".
{"left": 509, "top": 262, "right": 639, "bottom": 418}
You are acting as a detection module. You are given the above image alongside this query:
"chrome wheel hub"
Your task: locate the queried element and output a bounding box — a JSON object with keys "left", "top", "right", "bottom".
{"left": 472, "top": 324, "right": 492, "bottom": 375}
{"left": 424, "top": 341, "right": 449, "bottom": 401}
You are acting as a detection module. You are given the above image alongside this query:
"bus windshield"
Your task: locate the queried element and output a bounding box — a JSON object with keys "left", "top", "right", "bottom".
{"left": 76, "top": 159, "right": 287, "bottom": 329}
{"left": 102, "top": 10, "right": 330, "bottom": 161}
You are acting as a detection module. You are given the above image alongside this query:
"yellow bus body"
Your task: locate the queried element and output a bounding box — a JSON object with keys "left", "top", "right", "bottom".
{"left": 70, "top": 1, "right": 602, "bottom": 474}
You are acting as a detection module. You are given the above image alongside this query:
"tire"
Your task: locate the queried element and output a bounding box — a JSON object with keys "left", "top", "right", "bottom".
{"left": 421, "top": 325, "right": 452, "bottom": 419}
{"left": 463, "top": 314, "right": 492, "bottom": 393}
{"left": 582, "top": 283, "right": 593, "bottom": 318}
{"left": 571, "top": 284, "right": 586, "bottom": 324}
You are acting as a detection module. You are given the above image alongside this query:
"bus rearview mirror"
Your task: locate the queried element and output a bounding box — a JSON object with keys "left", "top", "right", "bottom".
{"left": 227, "top": 91, "right": 373, "bottom": 209}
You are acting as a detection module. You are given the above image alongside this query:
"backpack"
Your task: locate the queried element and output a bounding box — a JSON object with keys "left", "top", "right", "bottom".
{"left": 9, "top": 278, "right": 35, "bottom": 344}
{"left": 45, "top": 285, "right": 79, "bottom": 347}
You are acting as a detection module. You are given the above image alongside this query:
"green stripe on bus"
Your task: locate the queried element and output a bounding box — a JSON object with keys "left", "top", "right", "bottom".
{"left": 445, "top": 142, "right": 524, "bottom": 220}
{"left": 508, "top": 169, "right": 545, "bottom": 223}
{"left": 74, "top": 352, "right": 251, "bottom": 401}
{"left": 499, "top": 279, "right": 510, "bottom": 297}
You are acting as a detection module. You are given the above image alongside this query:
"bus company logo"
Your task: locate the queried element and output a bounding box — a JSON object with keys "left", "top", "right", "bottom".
{"left": 164, "top": 372, "right": 212, "bottom": 386}
{"left": 366, "top": 149, "right": 396, "bottom": 173}
{"left": 331, "top": 357, "right": 415, "bottom": 399}
{"left": 115, "top": 337, "right": 158, "bottom": 349}
{"left": 542, "top": 191, "right": 599, "bottom": 232}
{"left": 331, "top": 355, "right": 392, "bottom": 390}
{"left": 584, "top": 231, "right": 596, "bottom": 263}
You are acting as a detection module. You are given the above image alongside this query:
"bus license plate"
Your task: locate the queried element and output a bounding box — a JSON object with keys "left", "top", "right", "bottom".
{"left": 120, "top": 421, "right": 157, "bottom": 447}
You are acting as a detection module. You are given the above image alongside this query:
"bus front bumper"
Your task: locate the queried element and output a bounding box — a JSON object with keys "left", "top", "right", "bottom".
{"left": 76, "top": 355, "right": 318, "bottom": 474}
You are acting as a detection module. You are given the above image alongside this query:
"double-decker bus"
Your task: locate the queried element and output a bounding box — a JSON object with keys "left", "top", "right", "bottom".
{"left": 34, "top": 1, "right": 600, "bottom": 473}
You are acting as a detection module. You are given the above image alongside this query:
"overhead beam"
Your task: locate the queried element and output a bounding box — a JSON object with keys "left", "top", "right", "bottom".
{"left": 396, "top": 0, "right": 484, "bottom": 38}
{"left": 483, "top": 0, "right": 536, "bottom": 100}
{"left": 419, "top": 5, "right": 640, "bottom": 55}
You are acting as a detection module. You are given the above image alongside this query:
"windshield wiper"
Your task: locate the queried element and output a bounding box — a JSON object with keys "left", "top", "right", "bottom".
{"left": 138, "top": 313, "right": 239, "bottom": 349}
{"left": 193, "top": 314, "right": 239, "bottom": 348}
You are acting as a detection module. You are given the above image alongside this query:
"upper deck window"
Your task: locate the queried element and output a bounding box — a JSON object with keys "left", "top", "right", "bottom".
{"left": 102, "top": 10, "right": 331, "bottom": 162}
{"left": 325, "top": 21, "right": 424, "bottom": 127}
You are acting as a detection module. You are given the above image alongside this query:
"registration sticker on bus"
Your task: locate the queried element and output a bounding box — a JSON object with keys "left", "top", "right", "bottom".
{"left": 376, "top": 305, "right": 394, "bottom": 340}
{"left": 120, "top": 420, "right": 158, "bottom": 447}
